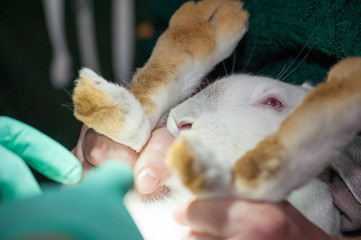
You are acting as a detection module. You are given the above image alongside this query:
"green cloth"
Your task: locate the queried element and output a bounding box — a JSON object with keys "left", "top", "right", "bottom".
{"left": 238, "top": 0, "right": 361, "bottom": 85}
{"left": 147, "top": 0, "right": 361, "bottom": 85}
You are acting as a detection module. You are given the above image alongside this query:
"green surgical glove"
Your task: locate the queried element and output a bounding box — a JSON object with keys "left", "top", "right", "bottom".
{"left": 0, "top": 161, "right": 143, "bottom": 240}
{"left": 0, "top": 116, "right": 82, "bottom": 201}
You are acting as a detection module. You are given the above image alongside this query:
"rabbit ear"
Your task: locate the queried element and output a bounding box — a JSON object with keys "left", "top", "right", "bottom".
{"left": 231, "top": 57, "right": 361, "bottom": 201}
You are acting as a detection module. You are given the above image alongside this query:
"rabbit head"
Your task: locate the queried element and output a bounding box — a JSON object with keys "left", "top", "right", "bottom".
{"left": 167, "top": 74, "right": 310, "bottom": 163}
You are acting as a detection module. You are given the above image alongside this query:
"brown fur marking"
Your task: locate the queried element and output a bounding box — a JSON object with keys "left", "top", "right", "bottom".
{"left": 196, "top": 0, "right": 225, "bottom": 20}
{"left": 232, "top": 57, "right": 361, "bottom": 189}
{"left": 232, "top": 135, "right": 284, "bottom": 188}
{"left": 129, "top": 0, "right": 248, "bottom": 115}
{"left": 130, "top": 17, "right": 216, "bottom": 114}
{"left": 166, "top": 136, "right": 206, "bottom": 195}
{"left": 327, "top": 57, "right": 361, "bottom": 84}
{"left": 72, "top": 74, "right": 124, "bottom": 140}
{"left": 279, "top": 58, "right": 361, "bottom": 142}
{"left": 214, "top": 1, "right": 249, "bottom": 41}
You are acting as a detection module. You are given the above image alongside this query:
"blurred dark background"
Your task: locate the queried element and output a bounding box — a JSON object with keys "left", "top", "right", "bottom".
{"left": 0, "top": 0, "right": 187, "bottom": 150}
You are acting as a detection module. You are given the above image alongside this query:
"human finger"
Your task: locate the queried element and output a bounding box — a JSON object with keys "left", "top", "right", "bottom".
{"left": 71, "top": 124, "right": 88, "bottom": 164}
{"left": 178, "top": 199, "right": 291, "bottom": 239}
{"left": 0, "top": 145, "right": 41, "bottom": 202}
{"left": 183, "top": 231, "right": 219, "bottom": 240}
{"left": 0, "top": 116, "right": 81, "bottom": 184}
{"left": 134, "top": 126, "right": 174, "bottom": 194}
{"left": 71, "top": 125, "right": 96, "bottom": 175}
{"left": 81, "top": 128, "right": 138, "bottom": 173}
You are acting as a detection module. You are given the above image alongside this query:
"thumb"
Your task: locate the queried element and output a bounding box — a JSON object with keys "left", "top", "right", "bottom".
{"left": 82, "top": 160, "right": 134, "bottom": 198}
{"left": 134, "top": 126, "right": 174, "bottom": 194}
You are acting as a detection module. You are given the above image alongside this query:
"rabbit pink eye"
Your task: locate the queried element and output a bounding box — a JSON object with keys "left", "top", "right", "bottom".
{"left": 263, "top": 97, "right": 284, "bottom": 109}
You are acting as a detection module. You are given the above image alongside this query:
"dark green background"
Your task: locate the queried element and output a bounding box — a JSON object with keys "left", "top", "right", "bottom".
{"left": 0, "top": 0, "right": 166, "bottom": 149}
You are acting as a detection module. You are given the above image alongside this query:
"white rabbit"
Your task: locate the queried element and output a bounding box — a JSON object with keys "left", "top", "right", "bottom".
{"left": 126, "top": 74, "right": 313, "bottom": 239}
{"left": 126, "top": 73, "right": 357, "bottom": 238}
{"left": 71, "top": 0, "right": 361, "bottom": 238}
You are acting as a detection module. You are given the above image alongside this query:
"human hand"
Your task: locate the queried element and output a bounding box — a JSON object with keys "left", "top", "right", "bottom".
{"left": 72, "top": 125, "right": 174, "bottom": 194}
{"left": 0, "top": 160, "right": 142, "bottom": 240}
{"left": 174, "top": 198, "right": 335, "bottom": 240}
{"left": 0, "top": 116, "right": 82, "bottom": 202}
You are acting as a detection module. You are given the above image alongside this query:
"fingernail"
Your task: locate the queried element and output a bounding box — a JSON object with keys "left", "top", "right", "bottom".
{"left": 136, "top": 169, "right": 160, "bottom": 194}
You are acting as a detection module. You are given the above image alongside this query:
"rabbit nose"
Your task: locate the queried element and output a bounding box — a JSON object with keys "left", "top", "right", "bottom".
{"left": 166, "top": 114, "right": 193, "bottom": 137}
{"left": 178, "top": 122, "right": 193, "bottom": 131}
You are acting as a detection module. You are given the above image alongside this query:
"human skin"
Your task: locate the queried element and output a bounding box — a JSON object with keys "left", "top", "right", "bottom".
{"left": 72, "top": 126, "right": 360, "bottom": 240}
{"left": 173, "top": 199, "right": 355, "bottom": 240}
{"left": 71, "top": 125, "right": 173, "bottom": 194}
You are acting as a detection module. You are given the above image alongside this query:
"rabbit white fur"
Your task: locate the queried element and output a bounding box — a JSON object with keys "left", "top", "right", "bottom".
{"left": 72, "top": 0, "right": 361, "bottom": 238}
{"left": 74, "top": 69, "right": 361, "bottom": 238}
{"left": 126, "top": 73, "right": 356, "bottom": 238}
{"left": 127, "top": 75, "right": 314, "bottom": 239}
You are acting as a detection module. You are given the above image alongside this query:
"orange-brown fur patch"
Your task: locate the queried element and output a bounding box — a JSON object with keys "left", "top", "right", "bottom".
{"left": 129, "top": 0, "right": 248, "bottom": 115}
{"left": 232, "top": 57, "right": 361, "bottom": 189}
{"left": 327, "top": 57, "right": 361, "bottom": 84}
{"left": 232, "top": 135, "right": 284, "bottom": 188}
{"left": 278, "top": 58, "right": 361, "bottom": 142}
{"left": 130, "top": 18, "right": 216, "bottom": 114}
{"left": 213, "top": 1, "right": 249, "bottom": 40}
{"left": 72, "top": 74, "right": 124, "bottom": 139}
{"left": 196, "top": 0, "right": 225, "bottom": 20}
{"left": 166, "top": 136, "right": 206, "bottom": 195}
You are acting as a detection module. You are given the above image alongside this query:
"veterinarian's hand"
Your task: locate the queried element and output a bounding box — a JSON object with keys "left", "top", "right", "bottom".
{"left": 0, "top": 116, "right": 82, "bottom": 202}
{"left": 175, "top": 199, "right": 336, "bottom": 240}
{"left": 0, "top": 161, "right": 142, "bottom": 240}
{"left": 72, "top": 125, "right": 174, "bottom": 194}
{"left": 72, "top": 124, "right": 138, "bottom": 174}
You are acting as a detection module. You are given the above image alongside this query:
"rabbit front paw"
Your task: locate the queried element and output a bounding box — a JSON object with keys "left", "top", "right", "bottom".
{"left": 166, "top": 0, "right": 249, "bottom": 64}
{"left": 72, "top": 68, "right": 151, "bottom": 152}
{"left": 166, "top": 132, "right": 292, "bottom": 201}
{"left": 231, "top": 135, "right": 290, "bottom": 201}
{"left": 166, "top": 133, "right": 232, "bottom": 198}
